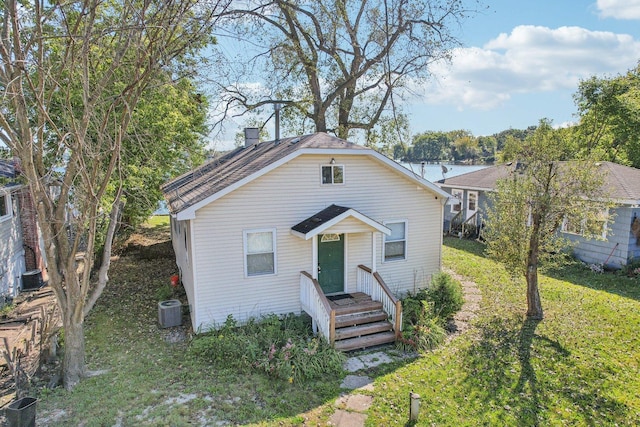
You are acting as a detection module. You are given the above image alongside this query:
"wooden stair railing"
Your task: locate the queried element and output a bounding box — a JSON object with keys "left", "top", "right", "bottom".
{"left": 357, "top": 265, "right": 402, "bottom": 340}
{"left": 300, "top": 271, "right": 335, "bottom": 344}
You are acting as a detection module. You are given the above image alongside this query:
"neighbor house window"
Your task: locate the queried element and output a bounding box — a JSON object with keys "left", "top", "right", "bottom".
{"left": 451, "top": 189, "right": 463, "bottom": 213}
{"left": 384, "top": 221, "right": 407, "bottom": 262}
{"left": 321, "top": 165, "right": 344, "bottom": 184}
{"left": 244, "top": 229, "right": 276, "bottom": 276}
{"left": 0, "top": 193, "right": 12, "bottom": 222}
{"left": 562, "top": 209, "right": 609, "bottom": 239}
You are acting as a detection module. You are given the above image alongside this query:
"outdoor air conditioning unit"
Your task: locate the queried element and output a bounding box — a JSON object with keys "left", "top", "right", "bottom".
{"left": 158, "top": 299, "right": 182, "bottom": 328}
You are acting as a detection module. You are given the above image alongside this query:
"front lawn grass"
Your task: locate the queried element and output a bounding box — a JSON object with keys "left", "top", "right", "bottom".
{"left": 35, "top": 248, "right": 344, "bottom": 425}
{"left": 367, "top": 237, "right": 640, "bottom": 426}
{"left": 35, "top": 235, "right": 640, "bottom": 425}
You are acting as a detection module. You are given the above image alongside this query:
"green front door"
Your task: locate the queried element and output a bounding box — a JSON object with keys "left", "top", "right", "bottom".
{"left": 317, "top": 234, "right": 344, "bottom": 294}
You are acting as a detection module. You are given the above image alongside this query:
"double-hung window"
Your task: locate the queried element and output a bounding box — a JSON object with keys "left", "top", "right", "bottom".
{"left": 384, "top": 221, "right": 407, "bottom": 262}
{"left": 244, "top": 229, "right": 276, "bottom": 276}
{"left": 321, "top": 164, "right": 344, "bottom": 185}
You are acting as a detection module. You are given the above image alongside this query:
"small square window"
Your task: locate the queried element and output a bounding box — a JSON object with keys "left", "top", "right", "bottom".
{"left": 321, "top": 165, "right": 344, "bottom": 184}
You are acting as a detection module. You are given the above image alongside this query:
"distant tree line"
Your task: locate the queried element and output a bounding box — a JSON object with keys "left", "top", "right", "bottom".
{"left": 392, "top": 127, "right": 537, "bottom": 164}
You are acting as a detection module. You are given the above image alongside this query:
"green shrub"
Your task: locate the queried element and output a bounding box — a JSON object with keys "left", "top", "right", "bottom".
{"left": 398, "top": 317, "right": 446, "bottom": 352}
{"left": 426, "top": 272, "right": 463, "bottom": 320}
{"left": 398, "top": 290, "right": 446, "bottom": 352}
{"left": 156, "top": 283, "right": 173, "bottom": 301}
{"left": 188, "top": 314, "right": 345, "bottom": 383}
{"left": 398, "top": 272, "right": 463, "bottom": 352}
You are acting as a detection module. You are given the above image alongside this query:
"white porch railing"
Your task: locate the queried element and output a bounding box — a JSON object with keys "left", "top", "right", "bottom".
{"left": 357, "top": 265, "right": 402, "bottom": 338}
{"left": 300, "top": 271, "right": 335, "bottom": 344}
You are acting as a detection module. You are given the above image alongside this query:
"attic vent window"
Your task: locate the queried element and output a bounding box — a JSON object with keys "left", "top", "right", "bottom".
{"left": 321, "top": 164, "right": 344, "bottom": 185}
{"left": 321, "top": 233, "right": 340, "bottom": 242}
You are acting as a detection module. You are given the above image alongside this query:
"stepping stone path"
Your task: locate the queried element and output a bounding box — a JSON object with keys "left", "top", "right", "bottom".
{"left": 329, "top": 270, "right": 481, "bottom": 426}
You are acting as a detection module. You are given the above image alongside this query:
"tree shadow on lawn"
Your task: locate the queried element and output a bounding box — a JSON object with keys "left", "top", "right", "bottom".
{"left": 444, "top": 236, "right": 640, "bottom": 302}
{"left": 543, "top": 261, "right": 640, "bottom": 302}
{"left": 462, "top": 315, "right": 630, "bottom": 425}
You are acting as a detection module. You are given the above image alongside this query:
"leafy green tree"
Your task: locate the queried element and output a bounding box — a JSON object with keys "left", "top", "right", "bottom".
{"left": 573, "top": 64, "right": 640, "bottom": 168}
{"left": 0, "top": 0, "right": 227, "bottom": 389}
{"left": 477, "top": 135, "right": 497, "bottom": 161}
{"left": 452, "top": 134, "right": 479, "bottom": 161}
{"left": 212, "top": 0, "right": 478, "bottom": 141}
{"left": 411, "top": 131, "right": 452, "bottom": 161}
{"left": 118, "top": 77, "right": 208, "bottom": 229}
{"left": 483, "top": 120, "right": 613, "bottom": 319}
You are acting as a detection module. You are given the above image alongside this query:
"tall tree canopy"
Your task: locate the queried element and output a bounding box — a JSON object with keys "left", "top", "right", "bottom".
{"left": 573, "top": 63, "right": 640, "bottom": 168}
{"left": 483, "top": 120, "right": 613, "bottom": 319}
{"left": 0, "top": 0, "right": 228, "bottom": 389}
{"left": 212, "top": 0, "right": 480, "bottom": 143}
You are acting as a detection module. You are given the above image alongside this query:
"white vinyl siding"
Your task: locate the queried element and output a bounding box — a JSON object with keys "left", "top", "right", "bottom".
{"left": 190, "top": 154, "right": 444, "bottom": 329}
{"left": 0, "top": 189, "right": 23, "bottom": 296}
{"left": 383, "top": 220, "right": 407, "bottom": 262}
{"left": 244, "top": 229, "right": 276, "bottom": 277}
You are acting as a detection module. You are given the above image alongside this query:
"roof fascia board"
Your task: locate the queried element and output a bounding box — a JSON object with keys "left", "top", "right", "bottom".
{"left": 439, "top": 184, "right": 495, "bottom": 192}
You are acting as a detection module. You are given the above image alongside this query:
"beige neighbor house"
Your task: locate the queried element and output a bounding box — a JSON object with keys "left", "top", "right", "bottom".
{"left": 161, "top": 132, "right": 450, "bottom": 350}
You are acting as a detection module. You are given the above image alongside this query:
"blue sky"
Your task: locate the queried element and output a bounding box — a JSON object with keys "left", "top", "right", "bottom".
{"left": 409, "top": 0, "right": 640, "bottom": 136}
{"left": 211, "top": 0, "right": 640, "bottom": 149}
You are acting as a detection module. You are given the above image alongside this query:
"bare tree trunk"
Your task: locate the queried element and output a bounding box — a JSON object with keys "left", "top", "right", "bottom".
{"left": 61, "top": 312, "right": 86, "bottom": 390}
{"left": 526, "top": 223, "right": 544, "bottom": 319}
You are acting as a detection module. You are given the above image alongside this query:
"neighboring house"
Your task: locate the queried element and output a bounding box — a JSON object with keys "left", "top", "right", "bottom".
{"left": 438, "top": 161, "right": 640, "bottom": 269}
{"left": 0, "top": 159, "right": 47, "bottom": 301}
{"left": 162, "top": 132, "right": 450, "bottom": 350}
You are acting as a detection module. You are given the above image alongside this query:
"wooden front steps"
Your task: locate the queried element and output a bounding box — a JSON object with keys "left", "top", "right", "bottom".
{"left": 328, "top": 292, "right": 397, "bottom": 351}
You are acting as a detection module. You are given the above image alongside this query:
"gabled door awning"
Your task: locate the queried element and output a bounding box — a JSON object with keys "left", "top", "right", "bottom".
{"left": 291, "top": 204, "right": 391, "bottom": 240}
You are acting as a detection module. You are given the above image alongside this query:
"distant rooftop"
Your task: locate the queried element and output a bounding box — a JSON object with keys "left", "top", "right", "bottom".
{"left": 438, "top": 161, "right": 640, "bottom": 202}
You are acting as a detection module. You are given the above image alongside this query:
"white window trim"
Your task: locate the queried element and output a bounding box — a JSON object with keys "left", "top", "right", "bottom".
{"left": 466, "top": 191, "right": 478, "bottom": 218}
{"left": 0, "top": 192, "right": 13, "bottom": 223}
{"left": 383, "top": 220, "right": 408, "bottom": 263}
{"left": 451, "top": 189, "right": 463, "bottom": 213}
{"left": 243, "top": 228, "right": 277, "bottom": 277}
{"left": 320, "top": 164, "right": 345, "bottom": 185}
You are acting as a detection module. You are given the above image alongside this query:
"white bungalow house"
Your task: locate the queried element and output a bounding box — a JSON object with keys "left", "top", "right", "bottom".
{"left": 438, "top": 161, "right": 640, "bottom": 269}
{"left": 161, "top": 132, "right": 449, "bottom": 350}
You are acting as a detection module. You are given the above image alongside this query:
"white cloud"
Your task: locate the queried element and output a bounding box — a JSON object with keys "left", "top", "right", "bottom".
{"left": 597, "top": 0, "right": 640, "bottom": 20}
{"left": 418, "top": 25, "right": 640, "bottom": 110}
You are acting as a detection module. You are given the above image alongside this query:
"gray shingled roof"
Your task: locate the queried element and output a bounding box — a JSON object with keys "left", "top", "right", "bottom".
{"left": 439, "top": 161, "right": 640, "bottom": 202}
{"left": 161, "top": 132, "right": 368, "bottom": 214}
{"left": 291, "top": 204, "right": 350, "bottom": 235}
